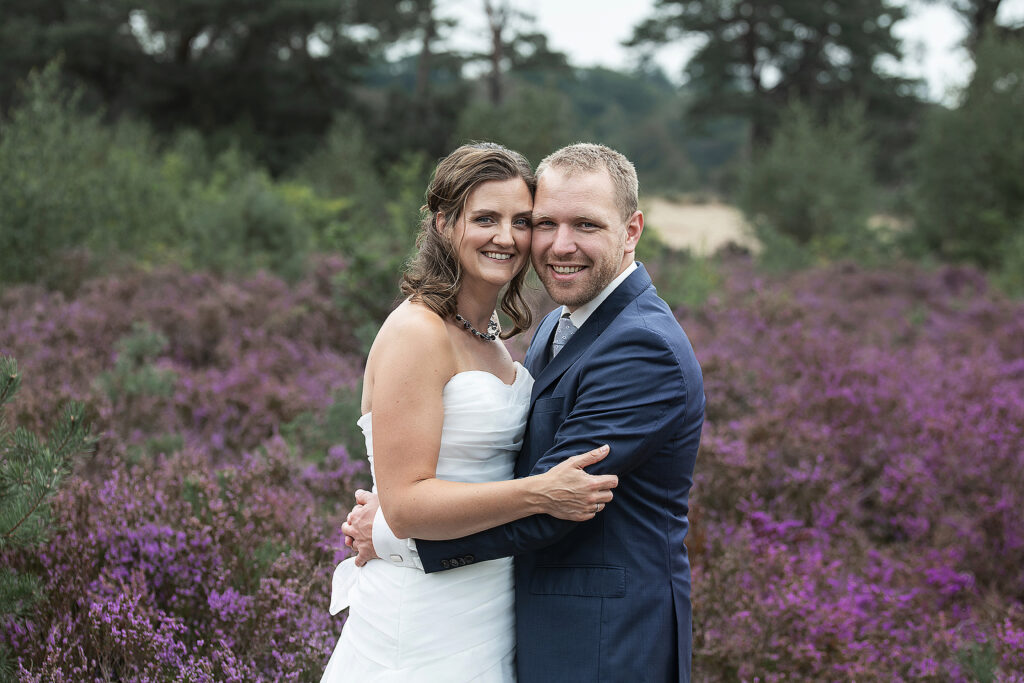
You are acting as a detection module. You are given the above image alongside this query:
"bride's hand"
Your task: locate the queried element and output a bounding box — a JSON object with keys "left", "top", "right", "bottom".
{"left": 535, "top": 445, "right": 618, "bottom": 521}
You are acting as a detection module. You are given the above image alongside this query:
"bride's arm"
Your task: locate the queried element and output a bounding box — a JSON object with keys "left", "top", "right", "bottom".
{"left": 370, "top": 308, "right": 617, "bottom": 541}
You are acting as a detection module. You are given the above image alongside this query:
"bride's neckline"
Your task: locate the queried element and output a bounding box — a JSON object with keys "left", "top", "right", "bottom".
{"left": 447, "top": 360, "right": 521, "bottom": 389}
{"left": 358, "top": 361, "right": 523, "bottom": 421}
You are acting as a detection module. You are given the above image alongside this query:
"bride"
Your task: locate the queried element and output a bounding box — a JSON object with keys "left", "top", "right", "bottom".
{"left": 321, "top": 143, "right": 618, "bottom": 681}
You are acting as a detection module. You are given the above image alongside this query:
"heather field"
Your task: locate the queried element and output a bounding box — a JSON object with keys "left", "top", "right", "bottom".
{"left": 2, "top": 256, "right": 1023, "bottom": 681}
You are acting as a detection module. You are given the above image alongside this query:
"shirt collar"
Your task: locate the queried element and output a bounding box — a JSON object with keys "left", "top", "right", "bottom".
{"left": 561, "top": 261, "right": 638, "bottom": 329}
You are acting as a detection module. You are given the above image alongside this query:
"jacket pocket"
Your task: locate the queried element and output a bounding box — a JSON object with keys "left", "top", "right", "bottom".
{"left": 532, "top": 396, "right": 564, "bottom": 414}
{"left": 529, "top": 565, "right": 626, "bottom": 598}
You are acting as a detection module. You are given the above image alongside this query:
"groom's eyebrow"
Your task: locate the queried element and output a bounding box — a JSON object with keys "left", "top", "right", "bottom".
{"left": 530, "top": 212, "right": 605, "bottom": 224}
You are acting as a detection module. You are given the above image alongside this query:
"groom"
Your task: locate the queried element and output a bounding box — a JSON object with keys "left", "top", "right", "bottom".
{"left": 345, "top": 143, "right": 704, "bottom": 681}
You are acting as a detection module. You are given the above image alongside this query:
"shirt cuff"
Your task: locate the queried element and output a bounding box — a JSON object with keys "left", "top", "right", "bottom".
{"left": 371, "top": 505, "right": 422, "bottom": 570}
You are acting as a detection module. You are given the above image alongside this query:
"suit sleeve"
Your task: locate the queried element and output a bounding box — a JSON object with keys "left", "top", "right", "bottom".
{"left": 416, "top": 326, "right": 692, "bottom": 573}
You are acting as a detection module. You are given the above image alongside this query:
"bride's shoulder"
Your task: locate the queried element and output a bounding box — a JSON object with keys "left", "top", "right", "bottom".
{"left": 380, "top": 299, "right": 448, "bottom": 338}
{"left": 369, "top": 300, "right": 455, "bottom": 369}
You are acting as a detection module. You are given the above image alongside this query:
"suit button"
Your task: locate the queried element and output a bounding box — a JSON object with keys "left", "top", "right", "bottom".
{"left": 441, "top": 559, "right": 451, "bottom": 569}
{"left": 464, "top": 555, "right": 475, "bottom": 564}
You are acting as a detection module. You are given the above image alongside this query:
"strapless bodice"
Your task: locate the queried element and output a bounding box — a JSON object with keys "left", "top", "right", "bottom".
{"left": 357, "top": 361, "right": 532, "bottom": 486}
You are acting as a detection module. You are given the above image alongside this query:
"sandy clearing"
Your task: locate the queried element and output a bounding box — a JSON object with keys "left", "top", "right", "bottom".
{"left": 642, "top": 197, "right": 762, "bottom": 256}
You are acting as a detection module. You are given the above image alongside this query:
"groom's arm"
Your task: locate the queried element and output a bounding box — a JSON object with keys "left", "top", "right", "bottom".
{"left": 416, "top": 328, "right": 702, "bottom": 573}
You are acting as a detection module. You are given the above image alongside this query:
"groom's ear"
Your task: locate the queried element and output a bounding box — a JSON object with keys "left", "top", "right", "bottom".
{"left": 623, "top": 210, "right": 644, "bottom": 255}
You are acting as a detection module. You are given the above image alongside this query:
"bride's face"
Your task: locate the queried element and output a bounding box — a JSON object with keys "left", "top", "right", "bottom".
{"left": 447, "top": 177, "right": 533, "bottom": 290}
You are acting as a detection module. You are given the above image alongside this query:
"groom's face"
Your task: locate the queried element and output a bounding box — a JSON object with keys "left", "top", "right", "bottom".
{"left": 531, "top": 167, "right": 642, "bottom": 310}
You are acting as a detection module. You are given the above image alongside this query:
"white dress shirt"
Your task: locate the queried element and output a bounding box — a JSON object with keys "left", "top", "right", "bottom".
{"left": 372, "top": 261, "right": 640, "bottom": 569}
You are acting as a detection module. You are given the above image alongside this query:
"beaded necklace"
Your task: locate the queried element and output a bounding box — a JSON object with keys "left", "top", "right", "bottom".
{"left": 454, "top": 312, "right": 500, "bottom": 341}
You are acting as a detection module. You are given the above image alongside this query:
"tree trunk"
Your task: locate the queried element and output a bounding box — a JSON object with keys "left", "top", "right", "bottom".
{"left": 970, "top": 0, "right": 1002, "bottom": 48}
{"left": 484, "top": 0, "right": 505, "bottom": 105}
{"left": 415, "top": 1, "right": 437, "bottom": 99}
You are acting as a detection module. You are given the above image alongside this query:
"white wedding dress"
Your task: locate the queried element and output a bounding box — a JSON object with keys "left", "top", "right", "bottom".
{"left": 321, "top": 362, "right": 532, "bottom": 682}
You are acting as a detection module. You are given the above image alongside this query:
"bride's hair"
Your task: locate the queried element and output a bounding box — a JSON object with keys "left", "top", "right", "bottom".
{"left": 401, "top": 142, "right": 535, "bottom": 339}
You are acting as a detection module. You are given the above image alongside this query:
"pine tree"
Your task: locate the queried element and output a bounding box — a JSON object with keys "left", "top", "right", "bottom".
{"left": 627, "top": 0, "right": 920, "bottom": 155}
{"left": 0, "top": 355, "right": 95, "bottom": 678}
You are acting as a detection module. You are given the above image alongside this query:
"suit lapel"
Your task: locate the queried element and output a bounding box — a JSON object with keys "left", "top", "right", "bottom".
{"left": 524, "top": 309, "right": 560, "bottom": 380}
{"left": 529, "top": 264, "right": 653, "bottom": 404}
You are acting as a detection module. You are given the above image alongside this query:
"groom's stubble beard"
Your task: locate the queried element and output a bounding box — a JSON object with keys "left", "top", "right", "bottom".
{"left": 532, "top": 229, "right": 628, "bottom": 310}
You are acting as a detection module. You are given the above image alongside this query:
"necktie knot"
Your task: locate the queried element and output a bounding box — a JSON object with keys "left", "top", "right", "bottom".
{"left": 551, "top": 313, "right": 578, "bottom": 358}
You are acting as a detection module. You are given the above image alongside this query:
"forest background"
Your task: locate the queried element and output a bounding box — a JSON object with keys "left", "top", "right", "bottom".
{"left": 1, "top": 0, "right": 1023, "bottom": 680}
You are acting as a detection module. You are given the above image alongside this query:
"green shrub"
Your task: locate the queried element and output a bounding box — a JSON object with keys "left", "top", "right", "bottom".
{"left": 993, "top": 225, "right": 1024, "bottom": 298}
{"left": 309, "top": 149, "right": 431, "bottom": 350}
{"left": 93, "top": 323, "right": 178, "bottom": 463}
{"left": 181, "top": 157, "right": 314, "bottom": 280}
{"left": 0, "top": 62, "right": 187, "bottom": 285}
{"left": 453, "top": 82, "right": 574, "bottom": 166}
{"left": 0, "top": 61, "right": 337, "bottom": 285}
{"left": 0, "top": 355, "right": 95, "bottom": 678}
{"left": 289, "top": 112, "right": 383, "bottom": 201}
{"left": 911, "top": 35, "right": 1024, "bottom": 270}
{"left": 739, "top": 101, "right": 879, "bottom": 261}
{"left": 636, "top": 231, "right": 722, "bottom": 310}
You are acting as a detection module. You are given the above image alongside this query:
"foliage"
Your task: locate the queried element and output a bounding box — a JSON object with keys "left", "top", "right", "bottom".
{"left": 0, "top": 62, "right": 180, "bottom": 284}
{"left": 627, "top": 0, "right": 923, "bottom": 170}
{"left": 0, "top": 356, "right": 95, "bottom": 679}
{"left": 683, "top": 260, "right": 1024, "bottom": 679}
{"left": 0, "top": 0, "right": 437, "bottom": 172}
{"left": 7, "top": 444, "right": 358, "bottom": 682}
{"left": 310, "top": 144, "right": 432, "bottom": 350}
{"left": 0, "top": 264, "right": 368, "bottom": 679}
{"left": 910, "top": 34, "right": 1024, "bottom": 271}
{"left": 0, "top": 62, "right": 355, "bottom": 285}
{"left": 993, "top": 227, "right": 1024, "bottom": 298}
{"left": 177, "top": 155, "right": 318, "bottom": 281}
{"left": 739, "top": 102, "right": 880, "bottom": 261}
{"left": 2, "top": 258, "right": 1023, "bottom": 677}
{"left": 454, "top": 81, "right": 574, "bottom": 167}
{"left": 515, "top": 67, "right": 709, "bottom": 191}
{"left": 635, "top": 232, "right": 721, "bottom": 311}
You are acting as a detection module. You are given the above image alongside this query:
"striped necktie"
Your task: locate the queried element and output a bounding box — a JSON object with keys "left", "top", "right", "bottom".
{"left": 551, "top": 313, "right": 577, "bottom": 358}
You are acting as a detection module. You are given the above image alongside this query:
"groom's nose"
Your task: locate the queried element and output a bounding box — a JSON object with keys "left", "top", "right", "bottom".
{"left": 550, "top": 225, "right": 577, "bottom": 256}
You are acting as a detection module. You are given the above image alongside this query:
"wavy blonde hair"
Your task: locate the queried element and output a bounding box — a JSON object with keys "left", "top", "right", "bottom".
{"left": 400, "top": 142, "right": 535, "bottom": 339}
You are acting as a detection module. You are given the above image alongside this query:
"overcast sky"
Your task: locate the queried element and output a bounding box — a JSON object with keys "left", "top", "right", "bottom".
{"left": 442, "top": 0, "right": 1024, "bottom": 104}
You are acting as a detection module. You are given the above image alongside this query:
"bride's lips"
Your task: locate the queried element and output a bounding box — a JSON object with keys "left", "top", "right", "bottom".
{"left": 482, "top": 251, "right": 515, "bottom": 261}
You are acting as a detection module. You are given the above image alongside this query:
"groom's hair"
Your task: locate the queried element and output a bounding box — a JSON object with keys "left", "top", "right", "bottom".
{"left": 536, "top": 143, "right": 639, "bottom": 220}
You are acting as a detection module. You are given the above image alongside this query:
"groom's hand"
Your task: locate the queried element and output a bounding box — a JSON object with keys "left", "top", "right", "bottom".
{"left": 342, "top": 489, "right": 380, "bottom": 567}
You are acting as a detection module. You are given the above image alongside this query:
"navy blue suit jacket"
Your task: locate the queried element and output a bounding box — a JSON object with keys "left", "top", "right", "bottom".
{"left": 417, "top": 264, "right": 704, "bottom": 682}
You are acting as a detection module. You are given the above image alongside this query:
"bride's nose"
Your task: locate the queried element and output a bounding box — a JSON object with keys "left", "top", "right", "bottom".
{"left": 492, "top": 221, "right": 515, "bottom": 247}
